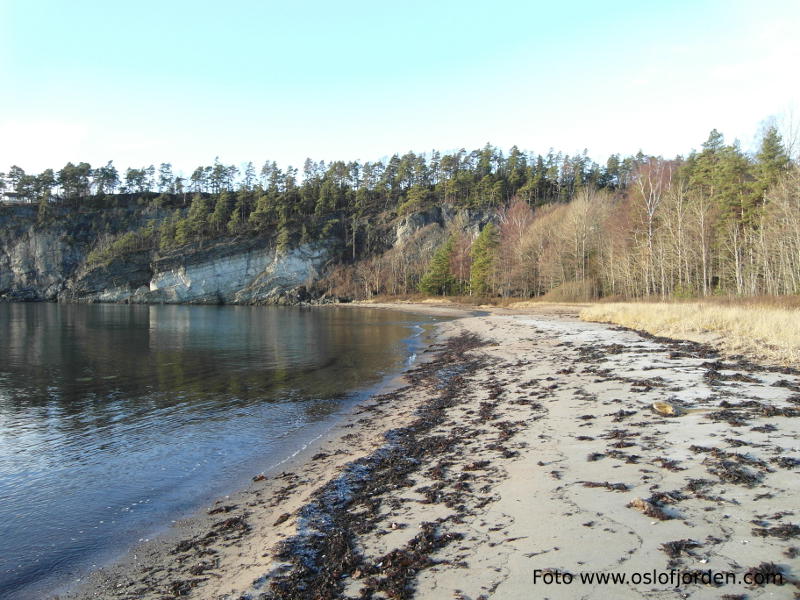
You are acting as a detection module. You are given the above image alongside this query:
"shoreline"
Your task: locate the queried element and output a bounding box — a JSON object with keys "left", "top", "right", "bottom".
{"left": 53, "top": 305, "right": 465, "bottom": 600}
{"left": 59, "top": 304, "right": 800, "bottom": 599}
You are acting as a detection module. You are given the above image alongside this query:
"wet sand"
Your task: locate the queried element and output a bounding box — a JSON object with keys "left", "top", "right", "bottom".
{"left": 60, "top": 305, "right": 800, "bottom": 599}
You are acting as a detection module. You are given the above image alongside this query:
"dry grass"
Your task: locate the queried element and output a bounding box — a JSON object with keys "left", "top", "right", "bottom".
{"left": 580, "top": 302, "right": 800, "bottom": 366}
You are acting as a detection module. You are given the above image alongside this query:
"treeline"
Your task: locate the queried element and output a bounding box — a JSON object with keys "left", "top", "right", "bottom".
{"left": 1, "top": 146, "right": 640, "bottom": 209}
{"left": 3, "top": 127, "right": 799, "bottom": 300}
{"left": 1, "top": 145, "right": 649, "bottom": 266}
{"left": 324, "top": 127, "right": 800, "bottom": 300}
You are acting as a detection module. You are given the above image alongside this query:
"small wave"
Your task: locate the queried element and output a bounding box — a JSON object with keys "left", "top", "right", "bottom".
{"left": 267, "top": 431, "right": 327, "bottom": 471}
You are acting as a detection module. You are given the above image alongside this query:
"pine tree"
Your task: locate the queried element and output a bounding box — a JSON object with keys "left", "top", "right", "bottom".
{"left": 209, "top": 191, "right": 234, "bottom": 232}
{"left": 689, "top": 130, "right": 725, "bottom": 197}
{"left": 470, "top": 223, "right": 498, "bottom": 296}
{"left": 419, "top": 237, "right": 456, "bottom": 296}
{"left": 227, "top": 192, "right": 251, "bottom": 235}
{"left": 159, "top": 216, "right": 178, "bottom": 250}
{"left": 755, "top": 126, "right": 790, "bottom": 195}
{"left": 186, "top": 194, "right": 211, "bottom": 238}
{"left": 716, "top": 143, "right": 755, "bottom": 223}
{"left": 37, "top": 194, "right": 49, "bottom": 223}
{"left": 687, "top": 131, "right": 756, "bottom": 223}
{"left": 174, "top": 218, "right": 191, "bottom": 246}
{"left": 249, "top": 193, "right": 276, "bottom": 230}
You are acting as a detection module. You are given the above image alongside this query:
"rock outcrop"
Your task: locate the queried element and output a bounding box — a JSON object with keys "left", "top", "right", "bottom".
{"left": 394, "top": 206, "right": 494, "bottom": 247}
{"left": 0, "top": 206, "right": 86, "bottom": 301}
{"left": 0, "top": 205, "right": 331, "bottom": 305}
{"left": 0, "top": 202, "right": 493, "bottom": 305}
{"left": 61, "top": 239, "right": 330, "bottom": 305}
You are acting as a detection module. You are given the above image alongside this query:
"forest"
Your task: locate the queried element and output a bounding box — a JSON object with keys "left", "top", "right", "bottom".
{"left": 1, "top": 125, "right": 798, "bottom": 302}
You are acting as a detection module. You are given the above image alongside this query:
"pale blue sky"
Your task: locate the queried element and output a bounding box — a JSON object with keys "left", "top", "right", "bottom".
{"left": 1, "top": 0, "right": 798, "bottom": 174}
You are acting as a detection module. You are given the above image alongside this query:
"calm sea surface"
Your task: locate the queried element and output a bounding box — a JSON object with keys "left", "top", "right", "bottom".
{"left": 0, "top": 303, "right": 440, "bottom": 599}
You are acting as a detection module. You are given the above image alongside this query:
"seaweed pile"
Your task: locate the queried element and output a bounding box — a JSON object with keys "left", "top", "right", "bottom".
{"left": 259, "top": 333, "right": 490, "bottom": 600}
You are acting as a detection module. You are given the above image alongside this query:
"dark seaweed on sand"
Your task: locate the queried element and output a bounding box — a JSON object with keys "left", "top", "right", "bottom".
{"left": 659, "top": 539, "right": 700, "bottom": 558}
{"left": 261, "top": 333, "right": 491, "bottom": 600}
{"left": 751, "top": 523, "right": 800, "bottom": 540}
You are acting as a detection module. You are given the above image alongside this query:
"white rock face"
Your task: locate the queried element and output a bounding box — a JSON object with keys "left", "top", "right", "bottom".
{"left": 235, "top": 244, "right": 328, "bottom": 303}
{"left": 140, "top": 243, "right": 328, "bottom": 304}
{"left": 148, "top": 248, "right": 274, "bottom": 303}
{"left": 0, "top": 205, "right": 331, "bottom": 303}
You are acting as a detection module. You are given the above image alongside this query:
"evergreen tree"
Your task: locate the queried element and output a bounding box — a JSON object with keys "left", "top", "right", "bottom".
{"left": 687, "top": 130, "right": 757, "bottom": 222}
{"left": 227, "top": 191, "right": 251, "bottom": 234}
{"left": 242, "top": 162, "right": 257, "bottom": 191}
{"left": 249, "top": 193, "right": 276, "bottom": 230}
{"left": 189, "top": 166, "right": 207, "bottom": 193}
{"left": 144, "top": 165, "right": 156, "bottom": 191}
{"left": 174, "top": 218, "right": 191, "bottom": 246}
{"left": 186, "top": 194, "right": 211, "bottom": 238}
{"left": 419, "top": 237, "right": 456, "bottom": 296}
{"left": 158, "top": 163, "right": 174, "bottom": 193}
{"left": 95, "top": 161, "right": 119, "bottom": 194}
{"left": 755, "top": 126, "right": 790, "bottom": 195}
{"left": 209, "top": 191, "right": 234, "bottom": 232}
{"left": 716, "top": 143, "right": 755, "bottom": 222}
{"left": 35, "top": 169, "right": 56, "bottom": 199}
{"left": 37, "top": 195, "right": 49, "bottom": 223}
{"left": 470, "top": 223, "right": 498, "bottom": 296}
{"left": 124, "top": 167, "right": 147, "bottom": 193}
{"left": 58, "top": 162, "right": 93, "bottom": 200}
{"left": 159, "top": 216, "right": 178, "bottom": 250}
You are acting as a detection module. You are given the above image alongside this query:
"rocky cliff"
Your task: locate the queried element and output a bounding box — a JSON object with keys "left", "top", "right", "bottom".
{"left": 60, "top": 239, "right": 329, "bottom": 305}
{"left": 0, "top": 203, "right": 493, "bottom": 304}
{"left": 393, "top": 205, "right": 494, "bottom": 247}
{"left": 0, "top": 205, "right": 331, "bottom": 304}
{"left": 0, "top": 205, "right": 87, "bottom": 301}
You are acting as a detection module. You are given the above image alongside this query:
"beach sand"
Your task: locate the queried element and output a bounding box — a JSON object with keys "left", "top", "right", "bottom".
{"left": 61, "top": 304, "right": 800, "bottom": 599}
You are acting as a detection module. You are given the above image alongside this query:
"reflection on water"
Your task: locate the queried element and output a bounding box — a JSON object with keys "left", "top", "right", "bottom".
{"left": 0, "top": 303, "right": 436, "bottom": 599}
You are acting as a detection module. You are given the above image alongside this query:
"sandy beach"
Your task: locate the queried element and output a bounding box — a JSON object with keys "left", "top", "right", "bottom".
{"left": 61, "top": 304, "right": 800, "bottom": 599}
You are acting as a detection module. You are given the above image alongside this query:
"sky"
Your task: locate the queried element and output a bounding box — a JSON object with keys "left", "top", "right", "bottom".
{"left": 1, "top": 0, "right": 799, "bottom": 175}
